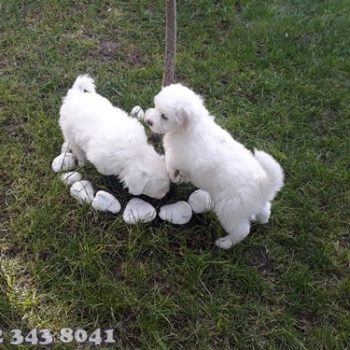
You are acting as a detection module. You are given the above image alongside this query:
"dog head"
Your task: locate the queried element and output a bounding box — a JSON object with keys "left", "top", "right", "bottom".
{"left": 145, "top": 84, "right": 207, "bottom": 134}
{"left": 123, "top": 154, "right": 170, "bottom": 199}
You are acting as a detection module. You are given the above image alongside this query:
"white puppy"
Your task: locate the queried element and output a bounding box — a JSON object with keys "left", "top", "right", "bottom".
{"left": 145, "top": 84, "right": 284, "bottom": 248}
{"left": 59, "top": 75, "right": 170, "bottom": 199}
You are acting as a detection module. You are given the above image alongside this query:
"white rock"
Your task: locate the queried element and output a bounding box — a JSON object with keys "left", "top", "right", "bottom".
{"left": 130, "top": 106, "right": 145, "bottom": 120}
{"left": 92, "top": 190, "right": 121, "bottom": 214}
{"left": 70, "top": 180, "right": 95, "bottom": 204}
{"left": 188, "top": 189, "right": 213, "bottom": 214}
{"left": 51, "top": 152, "right": 76, "bottom": 173}
{"left": 60, "top": 171, "right": 82, "bottom": 186}
{"left": 61, "top": 142, "right": 71, "bottom": 153}
{"left": 159, "top": 201, "right": 192, "bottom": 225}
{"left": 123, "top": 198, "right": 156, "bottom": 224}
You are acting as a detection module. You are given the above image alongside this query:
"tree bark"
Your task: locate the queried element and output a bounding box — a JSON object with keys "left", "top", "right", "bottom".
{"left": 162, "top": 0, "right": 176, "bottom": 86}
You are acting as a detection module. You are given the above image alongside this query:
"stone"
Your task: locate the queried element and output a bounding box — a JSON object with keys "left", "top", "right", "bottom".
{"left": 52, "top": 152, "right": 76, "bottom": 173}
{"left": 70, "top": 180, "right": 95, "bottom": 204}
{"left": 123, "top": 198, "right": 156, "bottom": 224}
{"left": 188, "top": 189, "right": 213, "bottom": 214}
{"left": 130, "top": 106, "right": 145, "bottom": 120}
{"left": 159, "top": 201, "right": 192, "bottom": 225}
{"left": 92, "top": 190, "right": 121, "bottom": 214}
{"left": 60, "top": 171, "right": 82, "bottom": 186}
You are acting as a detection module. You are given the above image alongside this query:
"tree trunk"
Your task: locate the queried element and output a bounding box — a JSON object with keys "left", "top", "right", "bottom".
{"left": 162, "top": 0, "right": 176, "bottom": 86}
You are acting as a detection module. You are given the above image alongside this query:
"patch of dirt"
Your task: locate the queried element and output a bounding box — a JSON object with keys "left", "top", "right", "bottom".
{"left": 235, "top": 1, "right": 242, "bottom": 14}
{"left": 296, "top": 33, "right": 312, "bottom": 48}
{"left": 38, "top": 249, "right": 53, "bottom": 261}
{"left": 0, "top": 172, "right": 20, "bottom": 230}
{"left": 97, "top": 41, "right": 121, "bottom": 61}
{"left": 335, "top": 234, "right": 350, "bottom": 249}
{"left": 125, "top": 51, "right": 145, "bottom": 66}
{"left": 2, "top": 244, "right": 25, "bottom": 258}
{"left": 92, "top": 41, "right": 147, "bottom": 66}
{"left": 116, "top": 308, "right": 142, "bottom": 349}
{"left": 235, "top": 88, "right": 258, "bottom": 104}
{"left": 256, "top": 44, "right": 267, "bottom": 58}
{"left": 111, "top": 260, "right": 126, "bottom": 281}
{"left": 65, "top": 222, "right": 79, "bottom": 234}
{"left": 219, "top": 19, "right": 231, "bottom": 30}
{"left": 245, "top": 246, "right": 274, "bottom": 275}
{"left": 148, "top": 273, "right": 173, "bottom": 294}
{"left": 0, "top": 57, "right": 9, "bottom": 69}
{"left": 1, "top": 118, "right": 25, "bottom": 139}
{"left": 184, "top": 225, "right": 215, "bottom": 250}
{"left": 295, "top": 309, "right": 319, "bottom": 334}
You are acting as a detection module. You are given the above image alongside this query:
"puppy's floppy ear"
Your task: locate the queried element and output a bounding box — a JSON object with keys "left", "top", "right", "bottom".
{"left": 175, "top": 106, "right": 191, "bottom": 127}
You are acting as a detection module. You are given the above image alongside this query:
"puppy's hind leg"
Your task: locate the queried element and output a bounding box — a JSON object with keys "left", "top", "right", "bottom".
{"left": 215, "top": 220, "right": 251, "bottom": 250}
{"left": 214, "top": 202, "right": 251, "bottom": 249}
{"left": 255, "top": 202, "right": 271, "bottom": 224}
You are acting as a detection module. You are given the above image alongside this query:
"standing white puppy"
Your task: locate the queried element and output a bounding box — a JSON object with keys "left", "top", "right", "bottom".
{"left": 145, "top": 84, "right": 284, "bottom": 249}
{"left": 59, "top": 75, "right": 170, "bottom": 199}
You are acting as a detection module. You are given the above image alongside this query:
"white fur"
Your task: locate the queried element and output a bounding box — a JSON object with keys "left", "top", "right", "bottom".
{"left": 59, "top": 75, "right": 170, "bottom": 199}
{"left": 61, "top": 141, "right": 71, "bottom": 153}
{"left": 145, "top": 83, "right": 284, "bottom": 249}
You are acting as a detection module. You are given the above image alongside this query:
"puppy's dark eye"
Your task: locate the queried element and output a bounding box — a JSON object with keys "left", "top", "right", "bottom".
{"left": 161, "top": 113, "right": 168, "bottom": 121}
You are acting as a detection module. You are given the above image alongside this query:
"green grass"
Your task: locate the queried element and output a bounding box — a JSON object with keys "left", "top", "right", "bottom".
{"left": 1, "top": 0, "right": 350, "bottom": 348}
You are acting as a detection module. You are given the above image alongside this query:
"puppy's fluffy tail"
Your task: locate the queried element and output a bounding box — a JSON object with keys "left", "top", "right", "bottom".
{"left": 71, "top": 74, "right": 96, "bottom": 93}
{"left": 254, "top": 149, "right": 284, "bottom": 201}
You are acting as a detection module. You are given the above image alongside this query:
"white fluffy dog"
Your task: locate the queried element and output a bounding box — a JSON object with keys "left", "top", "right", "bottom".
{"left": 59, "top": 75, "right": 170, "bottom": 199}
{"left": 145, "top": 84, "right": 284, "bottom": 249}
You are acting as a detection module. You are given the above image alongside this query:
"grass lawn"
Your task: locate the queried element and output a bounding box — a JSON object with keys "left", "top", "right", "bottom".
{"left": 1, "top": 0, "right": 350, "bottom": 348}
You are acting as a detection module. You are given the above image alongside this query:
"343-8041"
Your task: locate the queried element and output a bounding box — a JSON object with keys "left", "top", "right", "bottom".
{"left": 0, "top": 328, "right": 116, "bottom": 345}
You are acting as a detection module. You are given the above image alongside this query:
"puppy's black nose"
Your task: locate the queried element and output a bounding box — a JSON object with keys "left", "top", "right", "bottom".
{"left": 146, "top": 119, "right": 153, "bottom": 126}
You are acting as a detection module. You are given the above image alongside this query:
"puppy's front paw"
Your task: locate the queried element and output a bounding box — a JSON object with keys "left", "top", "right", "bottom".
{"left": 215, "top": 236, "right": 234, "bottom": 250}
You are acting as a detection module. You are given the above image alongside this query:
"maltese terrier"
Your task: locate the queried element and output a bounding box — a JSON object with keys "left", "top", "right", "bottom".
{"left": 145, "top": 84, "right": 284, "bottom": 248}
{"left": 59, "top": 75, "right": 170, "bottom": 199}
